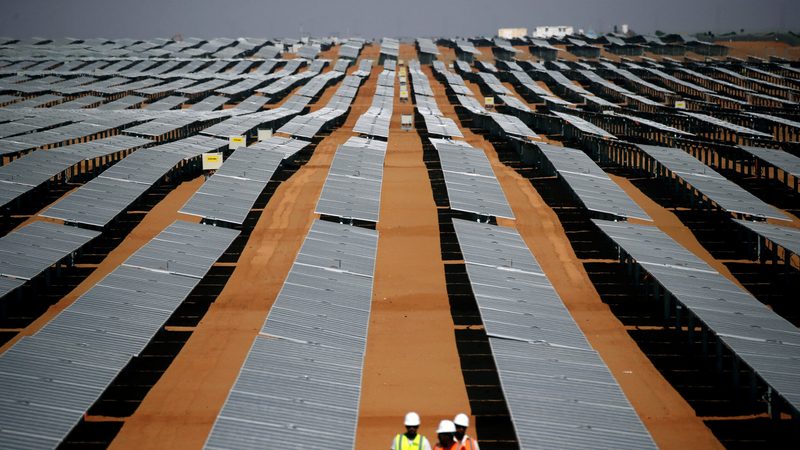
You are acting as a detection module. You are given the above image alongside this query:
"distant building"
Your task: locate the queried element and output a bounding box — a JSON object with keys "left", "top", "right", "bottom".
{"left": 613, "top": 24, "right": 630, "bottom": 35}
{"left": 498, "top": 28, "right": 528, "bottom": 39}
{"left": 532, "top": 25, "right": 574, "bottom": 39}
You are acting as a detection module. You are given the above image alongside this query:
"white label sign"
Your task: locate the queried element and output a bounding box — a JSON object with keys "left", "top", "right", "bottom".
{"left": 229, "top": 135, "right": 246, "bottom": 149}
{"left": 257, "top": 129, "right": 273, "bottom": 141}
{"left": 202, "top": 153, "right": 223, "bottom": 170}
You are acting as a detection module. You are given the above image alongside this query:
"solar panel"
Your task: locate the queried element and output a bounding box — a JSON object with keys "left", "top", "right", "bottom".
{"left": 536, "top": 143, "right": 651, "bottom": 221}
{"left": 455, "top": 40, "right": 482, "bottom": 56}
{"left": 738, "top": 145, "right": 800, "bottom": 178}
{"left": 610, "top": 67, "right": 673, "bottom": 95}
{"left": 616, "top": 113, "right": 692, "bottom": 135}
{"left": 476, "top": 72, "right": 512, "bottom": 96}
{"left": 745, "top": 112, "right": 800, "bottom": 129}
{"left": 380, "top": 37, "right": 400, "bottom": 58}
{"left": 491, "top": 338, "right": 658, "bottom": 450}
{"left": 455, "top": 94, "right": 487, "bottom": 114}
{"left": 96, "top": 94, "right": 146, "bottom": 110}
{"left": 677, "top": 67, "right": 756, "bottom": 94}
{"left": 0, "top": 221, "right": 100, "bottom": 297}
{"left": 333, "top": 59, "right": 350, "bottom": 72}
{"left": 41, "top": 136, "right": 226, "bottom": 228}
{"left": 123, "top": 221, "right": 240, "bottom": 278}
{"left": 0, "top": 135, "right": 151, "bottom": 209}
{"left": 315, "top": 137, "right": 387, "bottom": 222}
{"left": 339, "top": 44, "right": 361, "bottom": 60}
{"left": 593, "top": 219, "right": 800, "bottom": 417}
{"left": 0, "top": 119, "right": 49, "bottom": 139}
{"left": 415, "top": 94, "right": 443, "bottom": 116}
{"left": 295, "top": 71, "right": 343, "bottom": 98}
{"left": 732, "top": 219, "right": 800, "bottom": 257}
{"left": 637, "top": 144, "right": 789, "bottom": 221}
{"left": 680, "top": 112, "right": 773, "bottom": 138}
{"left": 543, "top": 70, "right": 592, "bottom": 96}
{"left": 215, "top": 78, "right": 267, "bottom": 97}
{"left": 297, "top": 44, "right": 321, "bottom": 60}
{"left": 281, "top": 94, "right": 313, "bottom": 114}
{"left": 177, "top": 79, "right": 232, "bottom": 97}
{"left": 132, "top": 78, "right": 195, "bottom": 98}
{"left": 0, "top": 119, "right": 133, "bottom": 157}
{"left": 51, "top": 95, "right": 105, "bottom": 110}
{"left": 277, "top": 114, "right": 328, "bottom": 140}
{"left": 123, "top": 116, "right": 199, "bottom": 138}
{"left": 257, "top": 72, "right": 312, "bottom": 97}
{"left": 645, "top": 68, "right": 713, "bottom": 94}
{"left": 5, "top": 94, "right": 63, "bottom": 109}
{"left": 233, "top": 94, "right": 269, "bottom": 112}
{"left": 180, "top": 138, "right": 304, "bottom": 225}
{"left": 498, "top": 94, "right": 531, "bottom": 112}
{"left": 0, "top": 220, "right": 238, "bottom": 449}
{"left": 353, "top": 59, "right": 373, "bottom": 77}
{"left": 451, "top": 219, "right": 657, "bottom": 449}
{"left": 205, "top": 220, "right": 377, "bottom": 450}
{"left": 189, "top": 95, "right": 229, "bottom": 111}
{"left": 417, "top": 38, "right": 440, "bottom": 55}
{"left": 431, "top": 139, "right": 514, "bottom": 219}
{"left": 487, "top": 112, "right": 539, "bottom": 140}
{"left": 420, "top": 114, "right": 463, "bottom": 139}
{"left": 201, "top": 108, "right": 297, "bottom": 138}
{"left": 552, "top": 111, "right": 617, "bottom": 139}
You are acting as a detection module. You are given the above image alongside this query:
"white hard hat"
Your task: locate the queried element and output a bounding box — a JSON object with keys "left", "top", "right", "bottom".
{"left": 404, "top": 412, "right": 421, "bottom": 426}
{"left": 436, "top": 420, "right": 456, "bottom": 434}
{"left": 453, "top": 413, "right": 469, "bottom": 427}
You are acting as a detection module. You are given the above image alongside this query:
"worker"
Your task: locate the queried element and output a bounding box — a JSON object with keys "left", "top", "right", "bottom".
{"left": 433, "top": 420, "right": 458, "bottom": 450}
{"left": 391, "top": 412, "right": 432, "bottom": 450}
{"left": 453, "top": 413, "right": 480, "bottom": 450}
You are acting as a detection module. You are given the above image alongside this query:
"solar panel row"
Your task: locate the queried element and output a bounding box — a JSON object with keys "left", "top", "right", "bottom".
{"left": 315, "top": 137, "right": 387, "bottom": 223}
{"left": 0, "top": 220, "right": 238, "bottom": 449}
{"left": 594, "top": 219, "right": 800, "bottom": 417}
{"left": 205, "top": 220, "right": 377, "bottom": 450}
{"left": 452, "top": 219, "right": 657, "bottom": 449}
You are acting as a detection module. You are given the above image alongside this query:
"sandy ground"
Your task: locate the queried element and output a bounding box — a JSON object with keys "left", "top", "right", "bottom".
{"left": 7, "top": 40, "right": 796, "bottom": 450}
{"left": 717, "top": 40, "right": 800, "bottom": 61}
{"left": 424, "top": 51, "right": 725, "bottom": 449}
{"left": 354, "top": 45, "right": 473, "bottom": 447}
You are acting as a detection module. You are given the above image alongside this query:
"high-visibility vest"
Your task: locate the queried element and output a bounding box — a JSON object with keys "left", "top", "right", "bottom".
{"left": 458, "top": 436, "right": 478, "bottom": 450}
{"left": 394, "top": 433, "right": 427, "bottom": 450}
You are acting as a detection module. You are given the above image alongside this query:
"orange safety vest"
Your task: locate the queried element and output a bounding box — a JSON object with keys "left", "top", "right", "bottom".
{"left": 458, "top": 436, "right": 478, "bottom": 450}
{"left": 433, "top": 442, "right": 458, "bottom": 450}
{"left": 394, "top": 433, "right": 428, "bottom": 450}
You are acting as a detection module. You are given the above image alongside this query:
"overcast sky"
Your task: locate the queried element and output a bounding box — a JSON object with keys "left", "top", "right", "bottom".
{"left": 1, "top": 0, "right": 795, "bottom": 40}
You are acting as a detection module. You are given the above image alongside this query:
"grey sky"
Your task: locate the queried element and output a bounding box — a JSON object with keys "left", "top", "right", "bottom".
{"left": 1, "top": 0, "right": 795, "bottom": 40}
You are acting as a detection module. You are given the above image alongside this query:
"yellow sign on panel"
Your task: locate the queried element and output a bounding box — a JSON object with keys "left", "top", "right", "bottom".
{"left": 484, "top": 97, "right": 495, "bottom": 106}
{"left": 202, "top": 153, "right": 223, "bottom": 170}
{"left": 229, "top": 135, "right": 246, "bottom": 150}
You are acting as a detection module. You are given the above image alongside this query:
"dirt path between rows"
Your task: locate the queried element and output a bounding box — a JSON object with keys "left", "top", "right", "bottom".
{"left": 355, "top": 45, "right": 472, "bottom": 448}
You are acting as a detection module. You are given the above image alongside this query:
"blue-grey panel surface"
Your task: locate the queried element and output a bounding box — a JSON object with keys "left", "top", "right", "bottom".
{"left": 204, "top": 220, "right": 377, "bottom": 450}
